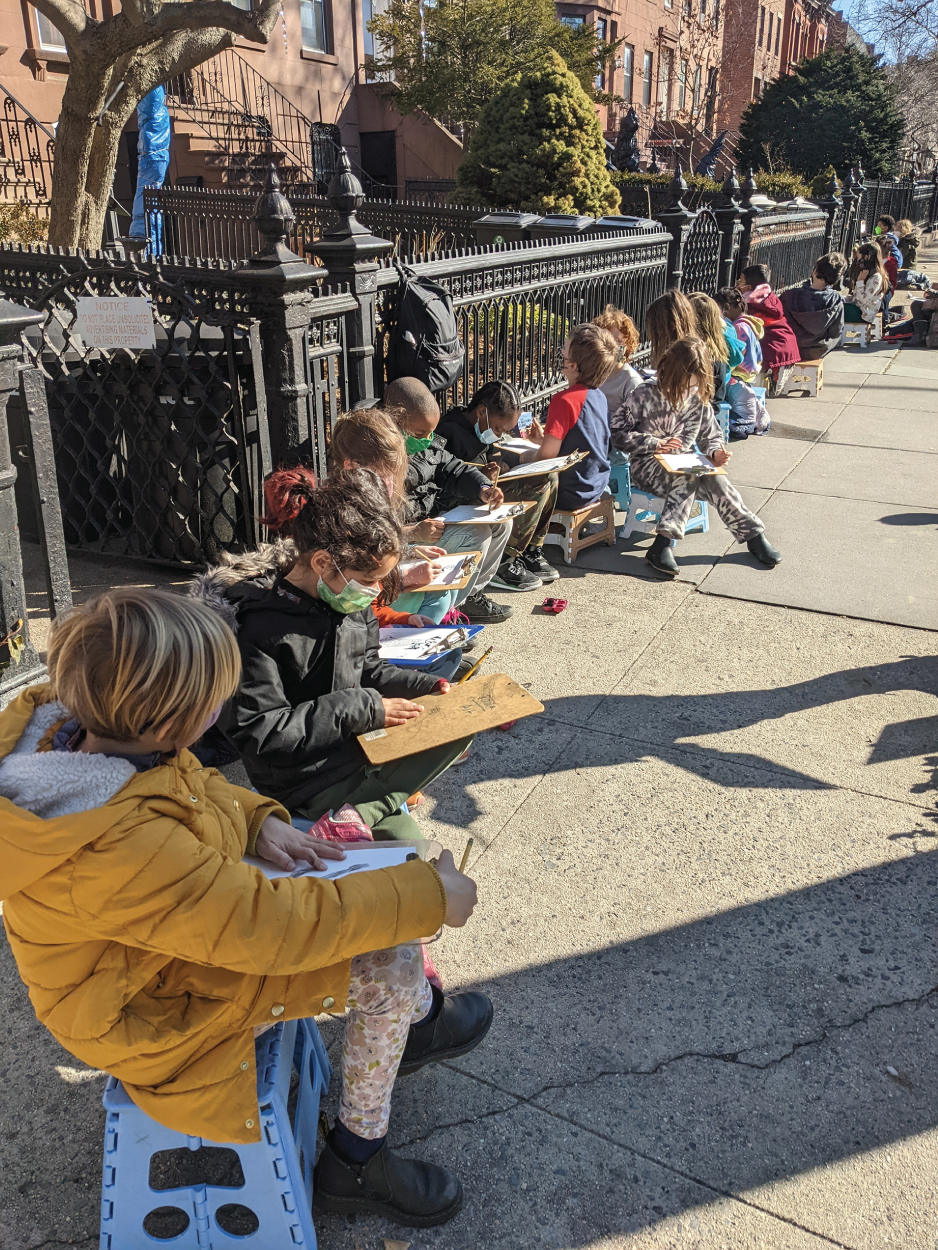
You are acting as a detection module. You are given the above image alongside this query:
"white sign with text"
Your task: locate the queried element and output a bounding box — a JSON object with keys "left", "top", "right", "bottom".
{"left": 75, "top": 297, "right": 157, "bottom": 350}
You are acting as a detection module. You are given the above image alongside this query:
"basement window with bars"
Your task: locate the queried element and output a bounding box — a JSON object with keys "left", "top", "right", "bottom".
{"left": 302, "top": 0, "right": 331, "bottom": 53}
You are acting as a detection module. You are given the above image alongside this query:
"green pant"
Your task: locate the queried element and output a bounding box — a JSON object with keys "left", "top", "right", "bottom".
{"left": 295, "top": 735, "right": 474, "bottom": 840}
{"left": 501, "top": 472, "right": 558, "bottom": 559}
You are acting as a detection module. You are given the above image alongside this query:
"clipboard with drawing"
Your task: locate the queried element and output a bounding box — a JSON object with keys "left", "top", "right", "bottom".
{"left": 438, "top": 501, "right": 536, "bottom": 526}
{"left": 398, "top": 550, "right": 481, "bottom": 592}
{"left": 496, "top": 450, "right": 589, "bottom": 482}
{"left": 653, "top": 451, "right": 725, "bottom": 476}
{"left": 357, "top": 672, "right": 544, "bottom": 764}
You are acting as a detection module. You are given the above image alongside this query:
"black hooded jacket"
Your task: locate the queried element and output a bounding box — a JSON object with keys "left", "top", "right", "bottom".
{"left": 191, "top": 544, "right": 440, "bottom": 810}
{"left": 405, "top": 433, "right": 490, "bottom": 522}
{"left": 780, "top": 283, "right": 845, "bottom": 361}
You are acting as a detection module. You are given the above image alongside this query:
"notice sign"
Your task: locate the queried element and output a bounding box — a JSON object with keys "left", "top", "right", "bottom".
{"left": 75, "top": 297, "right": 156, "bottom": 350}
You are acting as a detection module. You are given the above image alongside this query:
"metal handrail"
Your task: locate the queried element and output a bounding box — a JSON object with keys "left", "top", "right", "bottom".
{"left": 0, "top": 80, "right": 55, "bottom": 140}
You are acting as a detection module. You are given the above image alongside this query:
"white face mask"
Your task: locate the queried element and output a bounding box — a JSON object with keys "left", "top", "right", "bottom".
{"left": 474, "top": 410, "right": 499, "bottom": 445}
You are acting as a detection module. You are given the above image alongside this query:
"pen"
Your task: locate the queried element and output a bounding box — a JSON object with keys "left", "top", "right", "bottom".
{"left": 456, "top": 643, "right": 494, "bottom": 683}
{"left": 459, "top": 838, "right": 473, "bottom": 873}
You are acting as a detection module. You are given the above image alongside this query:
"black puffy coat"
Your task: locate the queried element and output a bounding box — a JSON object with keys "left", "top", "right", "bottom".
{"left": 405, "top": 433, "right": 490, "bottom": 522}
{"left": 192, "top": 546, "right": 440, "bottom": 810}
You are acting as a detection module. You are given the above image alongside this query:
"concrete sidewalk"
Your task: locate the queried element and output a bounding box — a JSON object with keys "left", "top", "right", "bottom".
{"left": 2, "top": 256, "right": 937, "bottom": 1250}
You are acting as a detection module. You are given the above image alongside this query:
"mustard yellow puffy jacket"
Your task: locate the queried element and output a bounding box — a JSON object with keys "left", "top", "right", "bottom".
{"left": 0, "top": 685, "right": 446, "bottom": 1143}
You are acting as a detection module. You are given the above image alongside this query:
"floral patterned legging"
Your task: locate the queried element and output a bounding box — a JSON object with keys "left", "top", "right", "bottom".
{"left": 340, "top": 943, "right": 433, "bottom": 1139}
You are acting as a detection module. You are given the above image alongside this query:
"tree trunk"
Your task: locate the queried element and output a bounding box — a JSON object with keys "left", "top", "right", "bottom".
{"left": 47, "top": 68, "right": 109, "bottom": 249}
{"left": 81, "top": 104, "right": 135, "bottom": 249}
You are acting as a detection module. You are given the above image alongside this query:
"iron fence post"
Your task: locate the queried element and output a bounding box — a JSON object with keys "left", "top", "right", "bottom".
{"left": 819, "top": 172, "right": 842, "bottom": 255}
{"left": 654, "top": 169, "right": 697, "bottom": 290}
{"left": 0, "top": 299, "right": 49, "bottom": 705}
{"left": 235, "top": 167, "right": 329, "bottom": 467}
{"left": 309, "top": 149, "right": 394, "bottom": 409}
{"left": 839, "top": 169, "right": 859, "bottom": 255}
{"left": 735, "top": 170, "right": 764, "bottom": 276}
{"left": 713, "top": 168, "right": 743, "bottom": 291}
{"left": 930, "top": 169, "right": 938, "bottom": 230}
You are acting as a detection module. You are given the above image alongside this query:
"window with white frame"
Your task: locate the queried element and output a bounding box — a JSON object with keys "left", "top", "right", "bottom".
{"left": 596, "top": 18, "right": 607, "bottom": 89}
{"left": 658, "top": 49, "right": 673, "bottom": 117}
{"left": 692, "top": 63, "right": 702, "bottom": 109}
{"left": 679, "top": 59, "right": 688, "bottom": 109}
{"left": 622, "top": 43, "right": 634, "bottom": 101}
{"left": 36, "top": 11, "right": 67, "bottom": 51}
{"left": 301, "top": 0, "right": 330, "bottom": 52}
{"left": 642, "top": 50, "right": 653, "bottom": 107}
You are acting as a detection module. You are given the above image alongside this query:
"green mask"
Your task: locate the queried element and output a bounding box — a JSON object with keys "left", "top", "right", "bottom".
{"left": 318, "top": 571, "right": 381, "bottom": 614}
{"left": 405, "top": 431, "right": 435, "bottom": 455}
{"left": 873, "top": 225, "right": 882, "bottom": 235}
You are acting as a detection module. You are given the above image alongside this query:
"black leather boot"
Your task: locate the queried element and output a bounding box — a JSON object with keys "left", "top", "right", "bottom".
{"left": 398, "top": 985, "right": 493, "bottom": 1076}
{"left": 747, "top": 532, "right": 782, "bottom": 565}
{"left": 645, "top": 534, "right": 679, "bottom": 577}
{"left": 314, "top": 1133, "right": 463, "bottom": 1227}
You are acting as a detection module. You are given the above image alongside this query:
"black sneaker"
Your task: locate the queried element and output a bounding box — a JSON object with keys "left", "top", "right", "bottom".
{"left": 520, "top": 545, "right": 560, "bottom": 582}
{"left": 461, "top": 592, "right": 513, "bottom": 623}
{"left": 314, "top": 1135, "right": 462, "bottom": 1227}
{"left": 488, "top": 557, "right": 542, "bottom": 593}
{"left": 747, "top": 532, "right": 782, "bottom": 566}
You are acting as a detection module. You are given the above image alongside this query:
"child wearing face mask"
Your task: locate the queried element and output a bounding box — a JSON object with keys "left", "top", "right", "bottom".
{"left": 436, "top": 380, "right": 560, "bottom": 590}
{"left": 191, "top": 469, "right": 472, "bottom": 843}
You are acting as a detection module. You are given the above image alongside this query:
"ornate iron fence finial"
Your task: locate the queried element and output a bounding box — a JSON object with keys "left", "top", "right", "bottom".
{"left": 667, "top": 166, "right": 689, "bottom": 211}
{"left": 719, "top": 167, "right": 741, "bottom": 208}
{"left": 252, "top": 164, "right": 300, "bottom": 265}
{"left": 741, "top": 169, "right": 759, "bottom": 206}
{"left": 327, "top": 147, "right": 366, "bottom": 218}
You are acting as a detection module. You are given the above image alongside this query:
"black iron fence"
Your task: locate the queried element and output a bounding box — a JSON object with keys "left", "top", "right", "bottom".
{"left": 145, "top": 186, "right": 484, "bottom": 260}
{"left": 856, "top": 178, "right": 938, "bottom": 231}
{"left": 747, "top": 210, "right": 828, "bottom": 291}
{"left": 2, "top": 162, "right": 841, "bottom": 579}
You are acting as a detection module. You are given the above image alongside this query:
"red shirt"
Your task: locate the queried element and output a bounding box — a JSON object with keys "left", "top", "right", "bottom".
{"left": 545, "top": 385, "right": 589, "bottom": 442}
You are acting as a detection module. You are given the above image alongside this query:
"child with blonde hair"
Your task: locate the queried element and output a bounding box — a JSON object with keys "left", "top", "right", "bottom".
{"left": 527, "top": 323, "right": 618, "bottom": 509}
{"left": 0, "top": 587, "right": 489, "bottom": 1226}
{"left": 610, "top": 338, "right": 781, "bottom": 577}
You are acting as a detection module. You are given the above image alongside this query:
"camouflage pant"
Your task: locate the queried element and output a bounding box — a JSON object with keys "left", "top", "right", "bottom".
{"left": 630, "top": 455, "right": 764, "bottom": 542}
{"left": 500, "top": 472, "right": 559, "bottom": 558}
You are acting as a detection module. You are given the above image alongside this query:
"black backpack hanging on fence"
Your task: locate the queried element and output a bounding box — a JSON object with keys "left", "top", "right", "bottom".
{"left": 387, "top": 262, "right": 464, "bottom": 393}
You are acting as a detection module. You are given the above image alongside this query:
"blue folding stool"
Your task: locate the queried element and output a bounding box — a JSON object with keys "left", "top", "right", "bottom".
{"left": 99, "top": 1018, "right": 331, "bottom": 1248}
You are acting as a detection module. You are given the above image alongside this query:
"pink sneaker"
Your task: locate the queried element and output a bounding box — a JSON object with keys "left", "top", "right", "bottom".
{"left": 440, "top": 607, "right": 470, "bottom": 626}
{"left": 310, "top": 803, "right": 374, "bottom": 844}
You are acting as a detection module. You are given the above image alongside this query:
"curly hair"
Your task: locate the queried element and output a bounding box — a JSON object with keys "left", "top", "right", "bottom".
{"left": 261, "top": 467, "right": 404, "bottom": 605}
{"left": 592, "top": 305, "right": 640, "bottom": 362}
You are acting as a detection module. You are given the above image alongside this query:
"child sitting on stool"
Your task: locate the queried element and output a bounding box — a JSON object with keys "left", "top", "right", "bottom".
{"left": 610, "top": 338, "right": 782, "bottom": 578}
{"left": 735, "top": 264, "right": 801, "bottom": 395}
{"left": 527, "top": 323, "right": 618, "bottom": 510}
{"left": 0, "top": 588, "right": 489, "bottom": 1228}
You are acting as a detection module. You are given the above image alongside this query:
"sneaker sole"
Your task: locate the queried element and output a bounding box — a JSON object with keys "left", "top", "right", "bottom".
{"left": 462, "top": 611, "right": 513, "bottom": 623}
{"left": 397, "top": 1002, "right": 495, "bottom": 1076}
{"left": 487, "top": 578, "right": 543, "bottom": 593}
{"left": 314, "top": 1184, "right": 464, "bottom": 1228}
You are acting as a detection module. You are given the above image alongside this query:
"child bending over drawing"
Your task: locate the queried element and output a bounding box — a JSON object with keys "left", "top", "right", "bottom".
{"left": 0, "top": 588, "right": 491, "bottom": 1226}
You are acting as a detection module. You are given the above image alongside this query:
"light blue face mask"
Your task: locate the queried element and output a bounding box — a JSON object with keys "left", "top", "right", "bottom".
{"left": 474, "top": 410, "right": 499, "bottom": 445}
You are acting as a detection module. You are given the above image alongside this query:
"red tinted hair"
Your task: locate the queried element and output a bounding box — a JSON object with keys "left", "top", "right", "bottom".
{"left": 261, "top": 466, "right": 317, "bottom": 533}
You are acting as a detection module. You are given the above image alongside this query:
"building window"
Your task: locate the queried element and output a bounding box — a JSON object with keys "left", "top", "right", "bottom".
{"left": 642, "top": 51, "right": 653, "bottom": 107}
{"left": 36, "top": 11, "right": 67, "bottom": 51}
{"left": 767, "top": 10, "right": 773, "bottom": 48}
{"left": 684, "top": 0, "right": 691, "bottom": 14}
{"left": 712, "top": 0, "right": 719, "bottom": 28}
{"left": 622, "top": 43, "right": 634, "bottom": 101}
{"left": 679, "top": 58, "right": 688, "bottom": 109}
{"left": 775, "top": 17, "right": 781, "bottom": 53}
{"left": 665, "top": 0, "right": 673, "bottom": 10}
{"left": 758, "top": 5, "right": 765, "bottom": 45}
{"left": 301, "top": 0, "right": 330, "bottom": 52}
{"left": 692, "top": 63, "right": 702, "bottom": 110}
{"left": 699, "top": 0, "right": 707, "bottom": 21}
{"left": 596, "top": 18, "right": 607, "bottom": 89}
{"left": 753, "top": 76, "right": 762, "bottom": 98}
{"left": 560, "top": 14, "right": 585, "bottom": 28}
{"left": 705, "top": 66, "right": 717, "bottom": 126}
{"left": 658, "top": 49, "right": 673, "bottom": 117}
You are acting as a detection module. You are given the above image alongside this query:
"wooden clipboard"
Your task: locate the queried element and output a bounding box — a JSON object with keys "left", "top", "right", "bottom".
{"left": 405, "top": 551, "right": 481, "bottom": 593}
{"left": 357, "top": 672, "right": 544, "bottom": 764}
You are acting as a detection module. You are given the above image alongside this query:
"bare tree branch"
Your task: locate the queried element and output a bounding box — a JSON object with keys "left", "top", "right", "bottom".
{"left": 146, "top": 0, "right": 281, "bottom": 42}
